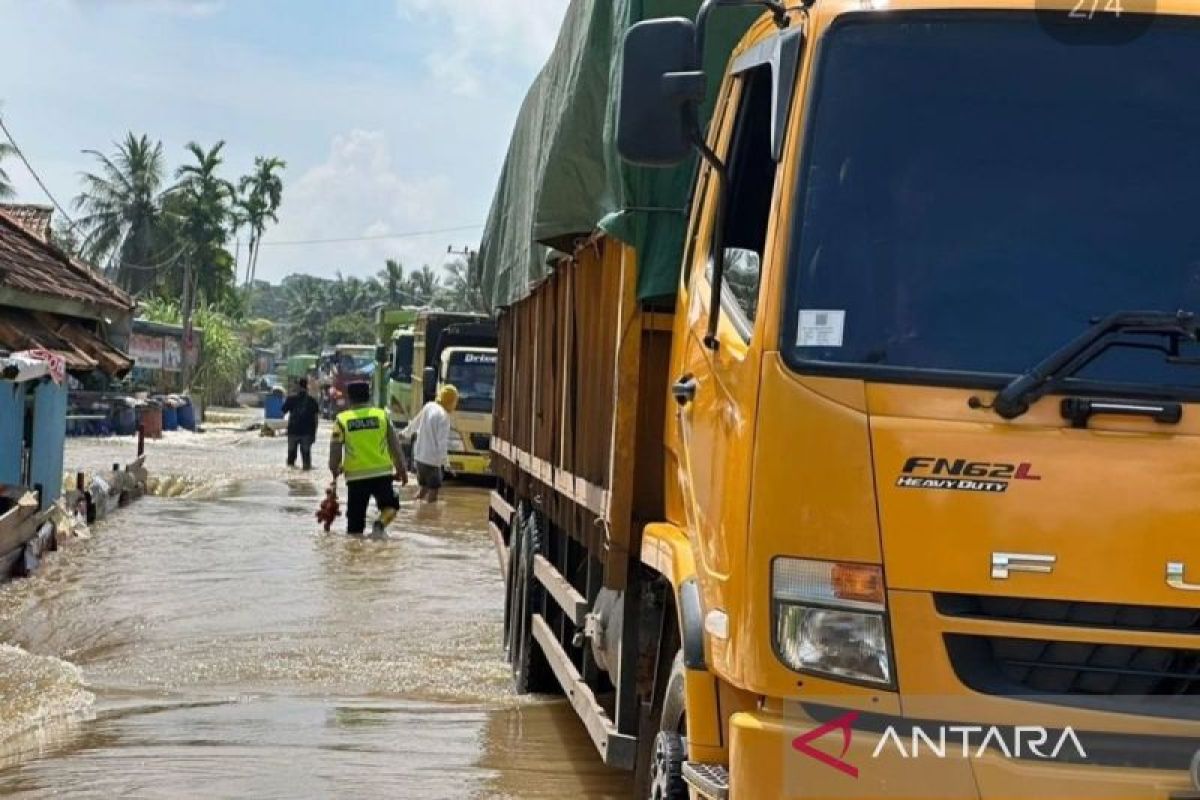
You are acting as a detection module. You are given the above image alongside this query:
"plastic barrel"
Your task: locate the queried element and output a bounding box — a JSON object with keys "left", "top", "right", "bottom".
{"left": 137, "top": 405, "right": 163, "bottom": 439}
{"left": 162, "top": 404, "right": 179, "bottom": 431}
{"left": 177, "top": 401, "right": 196, "bottom": 431}
{"left": 263, "top": 393, "right": 285, "bottom": 420}
{"left": 114, "top": 407, "right": 137, "bottom": 436}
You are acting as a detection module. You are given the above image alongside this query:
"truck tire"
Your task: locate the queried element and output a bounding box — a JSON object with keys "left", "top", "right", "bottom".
{"left": 645, "top": 651, "right": 688, "bottom": 800}
{"left": 511, "top": 508, "right": 557, "bottom": 694}
{"left": 648, "top": 730, "right": 688, "bottom": 800}
{"left": 660, "top": 651, "right": 687, "bottom": 734}
{"left": 502, "top": 501, "right": 527, "bottom": 662}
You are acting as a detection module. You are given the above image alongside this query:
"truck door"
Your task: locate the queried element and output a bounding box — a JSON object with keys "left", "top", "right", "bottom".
{"left": 673, "top": 58, "right": 784, "bottom": 648}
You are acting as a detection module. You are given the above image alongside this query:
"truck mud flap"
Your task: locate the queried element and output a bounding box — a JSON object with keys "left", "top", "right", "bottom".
{"left": 530, "top": 613, "right": 638, "bottom": 769}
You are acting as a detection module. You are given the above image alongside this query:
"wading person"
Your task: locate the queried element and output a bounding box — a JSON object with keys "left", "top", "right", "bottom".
{"left": 282, "top": 378, "right": 320, "bottom": 470}
{"left": 402, "top": 384, "right": 457, "bottom": 503}
{"left": 328, "top": 382, "right": 409, "bottom": 535}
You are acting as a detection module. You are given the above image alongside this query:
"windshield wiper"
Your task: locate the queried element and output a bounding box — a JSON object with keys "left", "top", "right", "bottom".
{"left": 987, "top": 310, "right": 1200, "bottom": 420}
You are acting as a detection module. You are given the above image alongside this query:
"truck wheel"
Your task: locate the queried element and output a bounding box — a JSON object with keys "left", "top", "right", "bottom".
{"left": 502, "top": 502, "right": 527, "bottom": 662}
{"left": 645, "top": 651, "right": 688, "bottom": 800}
{"left": 648, "top": 731, "right": 687, "bottom": 800}
{"left": 511, "top": 508, "right": 557, "bottom": 694}
{"left": 660, "top": 651, "right": 687, "bottom": 734}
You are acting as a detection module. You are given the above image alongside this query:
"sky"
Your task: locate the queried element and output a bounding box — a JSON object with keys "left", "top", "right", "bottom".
{"left": 0, "top": 0, "right": 570, "bottom": 283}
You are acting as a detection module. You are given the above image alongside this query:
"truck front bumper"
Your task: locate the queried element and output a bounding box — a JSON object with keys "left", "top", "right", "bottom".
{"left": 446, "top": 452, "right": 491, "bottom": 477}
{"left": 724, "top": 707, "right": 1194, "bottom": 800}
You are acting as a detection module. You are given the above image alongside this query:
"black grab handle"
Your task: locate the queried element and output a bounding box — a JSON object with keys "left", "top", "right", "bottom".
{"left": 1061, "top": 397, "right": 1183, "bottom": 429}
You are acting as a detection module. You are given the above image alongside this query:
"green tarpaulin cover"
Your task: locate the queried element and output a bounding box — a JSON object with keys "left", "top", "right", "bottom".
{"left": 478, "top": 0, "right": 758, "bottom": 309}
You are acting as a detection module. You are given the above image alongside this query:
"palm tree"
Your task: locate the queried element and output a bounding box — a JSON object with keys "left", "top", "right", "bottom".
{"left": 379, "top": 258, "right": 407, "bottom": 306}
{"left": 0, "top": 143, "right": 14, "bottom": 200}
{"left": 173, "top": 140, "right": 236, "bottom": 305}
{"left": 0, "top": 104, "right": 17, "bottom": 200}
{"left": 406, "top": 265, "right": 441, "bottom": 306}
{"left": 284, "top": 276, "right": 330, "bottom": 353}
{"left": 439, "top": 252, "right": 489, "bottom": 314}
{"left": 73, "top": 133, "right": 169, "bottom": 293}
{"left": 237, "top": 155, "right": 286, "bottom": 288}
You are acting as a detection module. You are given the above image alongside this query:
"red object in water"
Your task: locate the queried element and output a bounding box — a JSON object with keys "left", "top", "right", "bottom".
{"left": 316, "top": 483, "right": 341, "bottom": 531}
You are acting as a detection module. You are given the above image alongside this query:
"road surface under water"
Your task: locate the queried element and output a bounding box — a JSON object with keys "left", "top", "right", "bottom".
{"left": 0, "top": 411, "right": 632, "bottom": 798}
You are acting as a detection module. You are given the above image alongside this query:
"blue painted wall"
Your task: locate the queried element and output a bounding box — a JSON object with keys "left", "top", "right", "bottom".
{"left": 0, "top": 381, "right": 26, "bottom": 488}
{"left": 30, "top": 381, "right": 66, "bottom": 510}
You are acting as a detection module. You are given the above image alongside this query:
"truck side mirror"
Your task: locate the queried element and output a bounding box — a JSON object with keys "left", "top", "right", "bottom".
{"left": 375, "top": 344, "right": 388, "bottom": 365}
{"left": 422, "top": 366, "right": 437, "bottom": 403}
{"left": 617, "top": 18, "right": 706, "bottom": 167}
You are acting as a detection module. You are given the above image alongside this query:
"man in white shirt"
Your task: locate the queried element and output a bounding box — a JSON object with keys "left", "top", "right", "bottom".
{"left": 402, "top": 384, "right": 458, "bottom": 502}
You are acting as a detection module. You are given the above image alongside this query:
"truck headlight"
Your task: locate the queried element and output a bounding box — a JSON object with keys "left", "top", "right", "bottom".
{"left": 772, "top": 558, "right": 892, "bottom": 686}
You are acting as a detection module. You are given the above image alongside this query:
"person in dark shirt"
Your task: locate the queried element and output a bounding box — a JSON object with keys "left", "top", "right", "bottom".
{"left": 282, "top": 379, "right": 320, "bottom": 470}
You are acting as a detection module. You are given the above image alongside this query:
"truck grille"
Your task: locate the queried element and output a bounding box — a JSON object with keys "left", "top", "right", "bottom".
{"left": 470, "top": 433, "right": 491, "bottom": 451}
{"left": 946, "top": 634, "right": 1200, "bottom": 697}
{"left": 936, "top": 593, "right": 1200, "bottom": 634}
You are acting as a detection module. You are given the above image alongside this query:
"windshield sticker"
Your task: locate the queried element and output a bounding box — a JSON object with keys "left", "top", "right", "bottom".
{"left": 797, "top": 309, "right": 845, "bottom": 348}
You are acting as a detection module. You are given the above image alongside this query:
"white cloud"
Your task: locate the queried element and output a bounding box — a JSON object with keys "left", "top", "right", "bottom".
{"left": 256, "top": 130, "right": 465, "bottom": 282}
{"left": 396, "top": 0, "right": 568, "bottom": 95}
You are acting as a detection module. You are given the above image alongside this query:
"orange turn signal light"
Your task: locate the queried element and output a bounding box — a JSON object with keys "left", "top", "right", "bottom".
{"left": 831, "top": 563, "right": 885, "bottom": 605}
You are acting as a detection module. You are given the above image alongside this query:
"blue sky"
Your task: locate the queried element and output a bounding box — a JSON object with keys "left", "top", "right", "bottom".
{"left": 0, "top": 0, "right": 569, "bottom": 282}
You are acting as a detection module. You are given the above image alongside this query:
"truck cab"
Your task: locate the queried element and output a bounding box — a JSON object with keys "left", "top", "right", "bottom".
{"left": 409, "top": 311, "right": 497, "bottom": 478}
{"left": 624, "top": 2, "right": 1200, "bottom": 797}
{"left": 438, "top": 346, "right": 497, "bottom": 477}
{"left": 318, "top": 343, "right": 375, "bottom": 418}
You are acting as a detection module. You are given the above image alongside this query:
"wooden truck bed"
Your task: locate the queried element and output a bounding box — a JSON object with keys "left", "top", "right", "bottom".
{"left": 490, "top": 235, "right": 671, "bottom": 590}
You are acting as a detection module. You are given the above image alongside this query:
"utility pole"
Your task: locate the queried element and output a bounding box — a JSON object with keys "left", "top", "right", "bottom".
{"left": 180, "top": 252, "right": 195, "bottom": 391}
{"left": 446, "top": 245, "right": 483, "bottom": 313}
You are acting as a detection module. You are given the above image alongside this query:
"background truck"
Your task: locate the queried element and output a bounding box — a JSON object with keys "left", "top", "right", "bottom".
{"left": 317, "top": 343, "right": 375, "bottom": 418}
{"left": 384, "top": 326, "right": 415, "bottom": 426}
{"left": 373, "top": 306, "right": 418, "bottom": 412}
{"left": 437, "top": 345, "right": 497, "bottom": 477}
{"left": 481, "top": 1, "right": 1200, "bottom": 798}
{"left": 410, "top": 311, "right": 497, "bottom": 478}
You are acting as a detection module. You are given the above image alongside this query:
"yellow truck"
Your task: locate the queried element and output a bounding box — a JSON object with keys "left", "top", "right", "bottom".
{"left": 434, "top": 345, "right": 497, "bottom": 477}
{"left": 482, "top": 1, "right": 1200, "bottom": 798}
{"left": 410, "top": 311, "right": 497, "bottom": 478}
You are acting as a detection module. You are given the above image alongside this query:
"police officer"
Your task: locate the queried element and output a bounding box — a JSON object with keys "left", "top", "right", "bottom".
{"left": 328, "top": 382, "right": 408, "bottom": 535}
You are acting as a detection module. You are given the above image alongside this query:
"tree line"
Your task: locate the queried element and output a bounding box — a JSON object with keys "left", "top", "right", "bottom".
{"left": 249, "top": 253, "right": 489, "bottom": 355}
{"left": 0, "top": 117, "right": 490, "bottom": 399}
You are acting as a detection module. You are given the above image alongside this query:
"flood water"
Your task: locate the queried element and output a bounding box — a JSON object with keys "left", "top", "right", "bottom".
{"left": 0, "top": 410, "right": 631, "bottom": 798}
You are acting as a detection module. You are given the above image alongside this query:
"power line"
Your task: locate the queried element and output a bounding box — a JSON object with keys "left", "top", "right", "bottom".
{"left": 0, "top": 114, "right": 80, "bottom": 232}
{"left": 243, "top": 223, "right": 484, "bottom": 249}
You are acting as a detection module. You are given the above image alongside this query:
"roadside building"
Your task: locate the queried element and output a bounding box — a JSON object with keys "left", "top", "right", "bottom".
{"left": 0, "top": 204, "right": 135, "bottom": 510}
{"left": 128, "top": 318, "right": 201, "bottom": 394}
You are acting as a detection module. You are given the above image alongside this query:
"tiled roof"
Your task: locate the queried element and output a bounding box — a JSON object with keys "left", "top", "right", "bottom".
{"left": 0, "top": 210, "right": 133, "bottom": 313}
{"left": 0, "top": 204, "right": 52, "bottom": 242}
{"left": 0, "top": 307, "right": 133, "bottom": 377}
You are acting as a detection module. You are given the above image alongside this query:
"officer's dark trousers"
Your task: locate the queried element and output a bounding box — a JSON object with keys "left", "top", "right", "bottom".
{"left": 345, "top": 475, "right": 399, "bottom": 534}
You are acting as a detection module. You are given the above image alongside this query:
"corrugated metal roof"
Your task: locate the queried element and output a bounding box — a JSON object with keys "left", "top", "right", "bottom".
{"left": 0, "top": 211, "right": 133, "bottom": 313}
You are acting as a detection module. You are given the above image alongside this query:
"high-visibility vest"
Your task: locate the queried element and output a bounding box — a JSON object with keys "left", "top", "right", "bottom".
{"left": 335, "top": 406, "right": 393, "bottom": 481}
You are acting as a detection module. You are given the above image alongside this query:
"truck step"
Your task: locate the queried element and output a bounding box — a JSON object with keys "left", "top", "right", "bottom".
{"left": 682, "top": 762, "right": 729, "bottom": 800}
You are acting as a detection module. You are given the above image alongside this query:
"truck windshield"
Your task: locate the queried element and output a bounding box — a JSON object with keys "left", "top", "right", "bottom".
{"left": 784, "top": 13, "right": 1200, "bottom": 393}
{"left": 446, "top": 352, "right": 497, "bottom": 413}
{"left": 337, "top": 352, "right": 373, "bottom": 374}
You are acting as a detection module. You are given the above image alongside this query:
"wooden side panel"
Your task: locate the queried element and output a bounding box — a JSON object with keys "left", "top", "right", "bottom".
{"left": 491, "top": 237, "right": 675, "bottom": 589}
